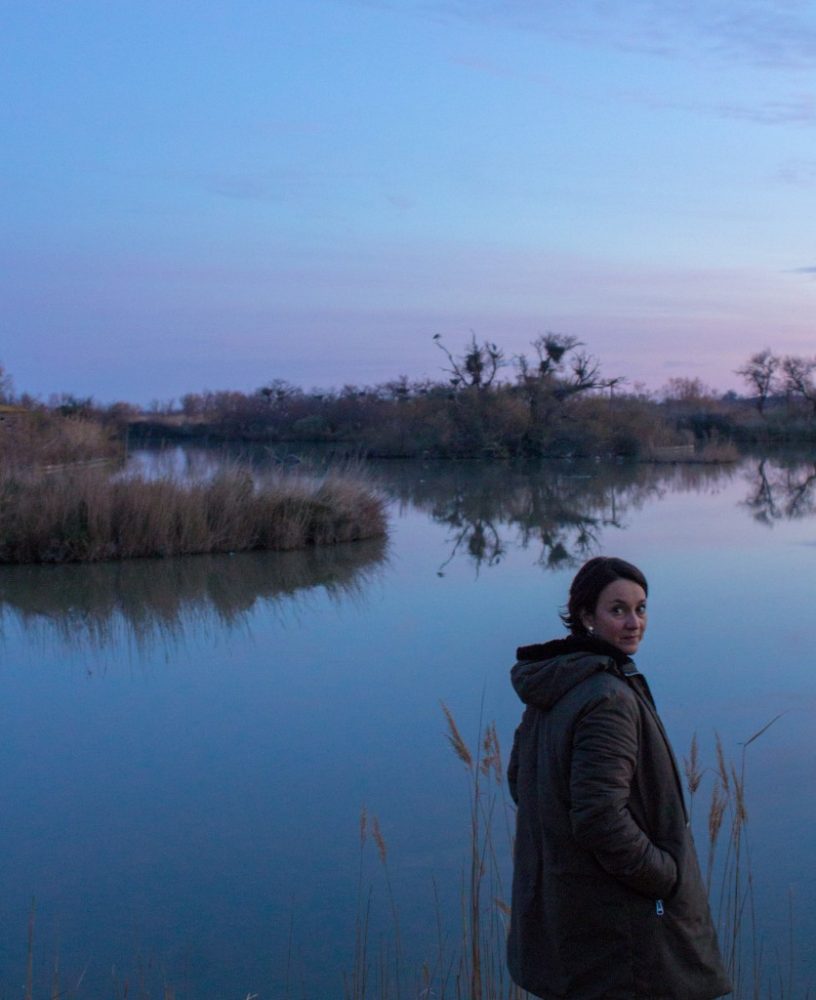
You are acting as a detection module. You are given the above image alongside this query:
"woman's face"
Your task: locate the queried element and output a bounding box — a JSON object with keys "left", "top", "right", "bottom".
{"left": 582, "top": 578, "right": 647, "bottom": 655}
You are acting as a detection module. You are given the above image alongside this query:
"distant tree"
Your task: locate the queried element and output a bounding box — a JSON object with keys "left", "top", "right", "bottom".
{"left": 104, "top": 401, "right": 140, "bottom": 424}
{"left": 512, "top": 334, "right": 623, "bottom": 454}
{"left": 433, "top": 333, "right": 504, "bottom": 391}
{"left": 735, "top": 349, "right": 780, "bottom": 415}
{"left": 181, "top": 393, "right": 205, "bottom": 417}
{"left": 148, "top": 398, "right": 178, "bottom": 416}
{"left": 257, "top": 379, "right": 301, "bottom": 407}
{"left": 660, "top": 377, "right": 717, "bottom": 404}
{"left": 517, "top": 333, "right": 622, "bottom": 401}
{"left": 0, "top": 363, "right": 13, "bottom": 404}
{"left": 381, "top": 376, "right": 411, "bottom": 401}
{"left": 781, "top": 354, "right": 816, "bottom": 416}
{"left": 52, "top": 393, "right": 97, "bottom": 419}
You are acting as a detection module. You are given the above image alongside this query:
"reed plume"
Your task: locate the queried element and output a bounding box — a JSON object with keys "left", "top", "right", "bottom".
{"left": 684, "top": 731, "right": 702, "bottom": 796}
{"left": 441, "top": 701, "right": 473, "bottom": 769}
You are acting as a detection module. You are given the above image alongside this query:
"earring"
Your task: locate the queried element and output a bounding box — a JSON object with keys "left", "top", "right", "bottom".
{"left": 587, "top": 626, "right": 595, "bottom": 635}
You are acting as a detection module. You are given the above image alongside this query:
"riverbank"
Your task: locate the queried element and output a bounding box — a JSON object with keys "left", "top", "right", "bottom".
{"left": 0, "top": 464, "right": 387, "bottom": 564}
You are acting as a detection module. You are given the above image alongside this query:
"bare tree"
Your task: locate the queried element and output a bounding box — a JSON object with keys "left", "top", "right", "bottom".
{"left": 0, "top": 363, "right": 14, "bottom": 404}
{"left": 258, "top": 379, "right": 301, "bottom": 407}
{"left": 516, "top": 333, "right": 622, "bottom": 403}
{"left": 735, "top": 349, "right": 779, "bottom": 415}
{"left": 660, "top": 377, "right": 717, "bottom": 404}
{"left": 780, "top": 354, "right": 816, "bottom": 416}
{"left": 561, "top": 348, "right": 624, "bottom": 400}
{"left": 433, "top": 333, "right": 504, "bottom": 391}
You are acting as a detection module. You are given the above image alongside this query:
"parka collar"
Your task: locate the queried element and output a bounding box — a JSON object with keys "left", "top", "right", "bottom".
{"left": 511, "top": 634, "right": 635, "bottom": 712}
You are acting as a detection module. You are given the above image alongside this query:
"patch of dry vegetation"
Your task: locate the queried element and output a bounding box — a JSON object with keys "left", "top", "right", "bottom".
{"left": 343, "top": 710, "right": 793, "bottom": 1000}
{"left": 0, "top": 408, "right": 122, "bottom": 470}
{"left": 0, "top": 465, "right": 387, "bottom": 564}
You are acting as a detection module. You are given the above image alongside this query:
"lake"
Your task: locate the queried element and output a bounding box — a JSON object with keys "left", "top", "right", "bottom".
{"left": 1, "top": 453, "right": 815, "bottom": 998}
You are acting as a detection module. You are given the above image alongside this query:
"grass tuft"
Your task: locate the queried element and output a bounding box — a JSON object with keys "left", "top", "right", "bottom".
{"left": 0, "top": 463, "right": 387, "bottom": 564}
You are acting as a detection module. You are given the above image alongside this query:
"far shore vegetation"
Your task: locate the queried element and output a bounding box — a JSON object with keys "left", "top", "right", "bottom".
{"left": 122, "top": 339, "right": 816, "bottom": 460}
{"left": 3, "top": 339, "right": 816, "bottom": 466}
{"left": 0, "top": 339, "right": 812, "bottom": 563}
{"left": 0, "top": 366, "right": 386, "bottom": 565}
{"left": 46, "top": 333, "right": 816, "bottom": 462}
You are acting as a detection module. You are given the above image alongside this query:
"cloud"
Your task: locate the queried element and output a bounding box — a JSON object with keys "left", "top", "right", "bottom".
{"left": 789, "top": 266, "right": 816, "bottom": 275}
{"left": 710, "top": 94, "right": 816, "bottom": 125}
{"left": 338, "top": 0, "right": 816, "bottom": 69}
{"left": 448, "top": 54, "right": 517, "bottom": 79}
{"left": 773, "top": 159, "right": 816, "bottom": 185}
{"left": 260, "top": 119, "right": 324, "bottom": 137}
{"left": 199, "top": 167, "right": 313, "bottom": 203}
{"left": 385, "top": 194, "right": 416, "bottom": 209}
{"left": 622, "top": 90, "right": 816, "bottom": 126}
{"left": 206, "top": 173, "right": 279, "bottom": 201}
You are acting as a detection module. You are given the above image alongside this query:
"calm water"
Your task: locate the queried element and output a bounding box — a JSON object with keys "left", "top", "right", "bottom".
{"left": 1, "top": 454, "right": 815, "bottom": 997}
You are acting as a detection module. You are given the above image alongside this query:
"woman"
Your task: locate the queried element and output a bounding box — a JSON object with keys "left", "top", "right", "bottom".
{"left": 507, "top": 556, "right": 731, "bottom": 1000}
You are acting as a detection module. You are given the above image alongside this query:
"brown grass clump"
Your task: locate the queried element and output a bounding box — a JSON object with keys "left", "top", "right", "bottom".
{"left": 0, "top": 409, "right": 122, "bottom": 470}
{"left": 0, "top": 464, "right": 387, "bottom": 564}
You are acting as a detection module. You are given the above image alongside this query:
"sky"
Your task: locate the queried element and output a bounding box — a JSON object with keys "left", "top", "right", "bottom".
{"left": 3, "top": 0, "right": 816, "bottom": 405}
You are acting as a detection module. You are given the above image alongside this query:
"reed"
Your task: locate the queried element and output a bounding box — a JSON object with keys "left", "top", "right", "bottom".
{"left": 0, "top": 409, "right": 122, "bottom": 470}
{"left": 347, "top": 710, "right": 795, "bottom": 1000}
{"left": 348, "top": 706, "right": 525, "bottom": 1000}
{"left": 12, "top": 710, "right": 797, "bottom": 998}
{"left": 684, "top": 717, "right": 790, "bottom": 998}
{"left": 0, "top": 463, "right": 387, "bottom": 563}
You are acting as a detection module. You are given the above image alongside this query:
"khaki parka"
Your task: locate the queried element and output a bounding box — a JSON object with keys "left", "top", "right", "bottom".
{"left": 507, "top": 635, "right": 731, "bottom": 1000}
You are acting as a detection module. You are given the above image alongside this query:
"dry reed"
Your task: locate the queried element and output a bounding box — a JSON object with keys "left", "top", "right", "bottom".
{"left": 691, "top": 717, "right": 791, "bottom": 998}
{"left": 346, "top": 710, "right": 795, "bottom": 1000}
{"left": 0, "top": 463, "right": 387, "bottom": 564}
{"left": 0, "top": 409, "right": 122, "bottom": 471}
{"left": 16, "top": 709, "right": 796, "bottom": 998}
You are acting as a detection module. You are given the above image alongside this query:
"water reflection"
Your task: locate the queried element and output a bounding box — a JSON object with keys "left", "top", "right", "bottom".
{"left": 0, "top": 538, "right": 386, "bottom": 652}
{"left": 130, "top": 446, "right": 770, "bottom": 573}
{"left": 743, "top": 458, "right": 816, "bottom": 524}
{"left": 2, "top": 452, "right": 816, "bottom": 996}
{"left": 374, "top": 459, "right": 742, "bottom": 572}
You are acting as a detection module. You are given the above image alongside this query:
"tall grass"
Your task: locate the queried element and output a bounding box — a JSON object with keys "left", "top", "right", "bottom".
{"left": 0, "top": 463, "right": 387, "bottom": 563}
{"left": 12, "top": 709, "right": 798, "bottom": 998}
{"left": 347, "top": 709, "right": 797, "bottom": 1000}
{"left": 0, "top": 409, "right": 122, "bottom": 470}
{"left": 348, "top": 707, "right": 526, "bottom": 1000}
{"left": 682, "top": 716, "right": 797, "bottom": 1000}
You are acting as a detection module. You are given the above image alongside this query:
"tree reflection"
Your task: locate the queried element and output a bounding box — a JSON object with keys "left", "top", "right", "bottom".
{"left": 0, "top": 538, "right": 386, "bottom": 654}
{"left": 375, "top": 459, "right": 739, "bottom": 573}
{"left": 743, "top": 458, "right": 816, "bottom": 523}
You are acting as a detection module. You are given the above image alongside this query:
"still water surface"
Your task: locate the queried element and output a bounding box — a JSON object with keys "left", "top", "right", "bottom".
{"left": 1, "top": 455, "right": 815, "bottom": 997}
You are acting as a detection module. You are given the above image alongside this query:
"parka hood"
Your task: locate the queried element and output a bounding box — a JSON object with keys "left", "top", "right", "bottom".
{"left": 511, "top": 634, "right": 634, "bottom": 712}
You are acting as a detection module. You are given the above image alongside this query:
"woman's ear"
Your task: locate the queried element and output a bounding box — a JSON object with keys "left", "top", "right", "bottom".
{"left": 580, "top": 610, "right": 593, "bottom": 633}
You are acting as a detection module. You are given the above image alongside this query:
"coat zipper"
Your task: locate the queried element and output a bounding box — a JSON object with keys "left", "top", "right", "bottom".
{"left": 655, "top": 899, "right": 665, "bottom": 916}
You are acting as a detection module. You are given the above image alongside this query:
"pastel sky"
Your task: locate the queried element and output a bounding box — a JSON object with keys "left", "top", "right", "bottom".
{"left": 3, "top": 0, "right": 816, "bottom": 404}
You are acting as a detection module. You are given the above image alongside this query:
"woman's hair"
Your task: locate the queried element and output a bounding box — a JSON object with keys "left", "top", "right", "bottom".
{"left": 560, "top": 556, "right": 648, "bottom": 635}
